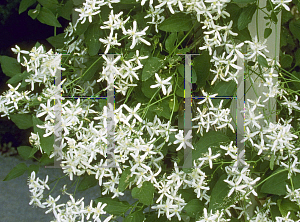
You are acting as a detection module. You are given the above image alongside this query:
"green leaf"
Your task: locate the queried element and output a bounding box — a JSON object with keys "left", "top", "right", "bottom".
{"left": 292, "top": 173, "right": 300, "bottom": 189}
{"left": 264, "top": 28, "right": 272, "bottom": 39}
{"left": 37, "top": 0, "right": 59, "bottom": 12}
{"left": 258, "top": 55, "right": 269, "bottom": 68}
{"left": 238, "top": 4, "right": 257, "bottom": 30}
{"left": 178, "top": 188, "right": 197, "bottom": 202}
{"left": 278, "top": 199, "right": 299, "bottom": 218}
{"left": 29, "top": 147, "right": 38, "bottom": 158}
{"left": 37, "top": 7, "right": 62, "bottom": 27}
{"left": 142, "top": 57, "right": 163, "bottom": 81}
{"left": 169, "top": 98, "right": 179, "bottom": 112}
{"left": 40, "top": 153, "right": 54, "bottom": 165}
{"left": 165, "top": 33, "right": 177, "bottom": 53}
{"left": 27, "top": 164, "right": 39, "bottom": 176}
{"left": 78, "top": 174, "right": 98, "bottom": 191}
{"left": 10, "top": 114, "right": 33, "bottom": 129}
{"left": 57, "top": 0, "right": 73, "bottom": 20}
{"left": 295, "top": 48, "right": 300, "bottom": 67}
{"left": 177, "top": 64, "right": 184, "bottom": 77}
{"left": 281, "top": 54, "right": 293, "bottom": 69}
{"left": 19, "top": 0, "right": 37, "bottom": 14}
{"left": 154, "top": 99, "right": 171, "bottom": 119}
{"left": 94, "top": 197, "right": 131, "bottom": 215}
{"left": 28, "top": 3, "right": 41, "bottom": 19}
{"left": 85, "top": 23, "right": 103, "bottom": 56}
{"left": 142, "top": 78, "right": 158, "bottom": 98}
{"left": 32, "top": 116, "right": 54, "bottom": 156}
{"left": 75, "top": 19, "right": 90, "bottom": 36}
{"left": 194, "top": 52, "right": 211, "bottom": 88}
{"left": 47, "top": 33, "right": 66, "bottom": 48}
{"left": 81, "top": 57, "right": 103, "bottom": 81}
{"left": 261, "top": 168, "right": 288, "bottom": 195}
{"left": 0, "top": 56, "right": 21, "bottom": 77}
{"left": 132, "top": 181, "right": 155, "bottom": 205}
{"left": 193, "top": 131, "right": 230, "bottom": 161}
{"left": 3, "top": 163, "right": 28, "bottom": 181}
{"left": 7, "top": 72, "right": 29, "bottom": 85}
{"left": 232, "top": 0, "right": 255, "bottom": 3}
{"left": 289, "top": 20, "right": 300, "bottom": 41}
{"left": 210, "top": 80, "right": 236, "bottom": 107}
{"left": 159, "top": 13, "right": 192, "bottom": 32}
{"left": 270, "top": 154, "right": 275, "bottom": 170}
{"left": 17, "top": 146, "right": 33, "bottom": 160}
{"left": 208, "top": 174, "right": 231, "bottom": 212}
{"left": 124, "top": 210, "right": 145, "bottom": 222}
{"left": 271, "top": 11, "right": 278, "bottom": 24}
{"left": 119, "top": 167, "right": 135, "bottom": 192}
{"left": 183, "top": 199, "right": 204, "bottom": 218}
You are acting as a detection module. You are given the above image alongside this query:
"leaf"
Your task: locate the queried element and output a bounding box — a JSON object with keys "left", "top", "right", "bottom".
{"left": 19, "top": 0, "right": 37, "bottom": 14}
{"left": 32, "top": 116, "right": 54, "bottom": 156}
{"left": 57, "top": 0, "right": 73, "bottom": 20}
{"left": 183, "top": 199, "right": 204, "bottom": 218}
{"left": 3, "top": 163, "right": 28, "bottom": 181}
{"left": 193, "top": 131, "right": 230, "bottom": 161}
{"left": 7, "top": 72, "right": 29, "bottom": 85}
{"left": 27, "top": 164, "right": 39, "bottom": 176}
{"left": 232, "top": 0, "right": 255, "bottom": 3}
{"left": 289, "top": 20, "right": 300, "bottom": 41}
{"left": 39, "top": 153, "right": 54, "bottom": 165}
{"left": 177, "top": 64, "right": 184, "bottom": 77}
{"left": 281, "top": 54, "right": 293, "bottom": 69}
{"left": 119, "top": 167, "right": 135, "bottom": 192}
{"left": 10, "top": 114, "right": 33, "bottom": 129}
{"left": 0, "top": 56, "right": 21, "bottom": 77}
{"left": 264, "top": 28, "right": 272, "bottom": 39}
{"left": 94, "top": 197, "right": 131, "bottom": 215}
{"left": 47, "top": 33, "right": 66, "bottom": 48}
{"left": 132, "top": 181, "right": 155, "bottom": 205}
{"left": 17, "top": 146, "right": 34, "bottom": 160}
{"left": 295, "top": 49, "right": 300, "bottom": 67}
{"left": 81, "top": 57, "right": 103, "bottom": 81}
{"left": 37, "top": 0, "right": 59, "bottom": 12}
{"left": 208, "top": 174, "right": 230, "bottom": 212}
{"left": 292, "top": 173, "right": 300, "bottom": 189}
{"left": 271, "top": 11, "right": 278, "bottom": 24}
{"left": 75, "top": 19, "right": 90, "bottom": 36}
{"left": 238, "top": 4, "right": 257, "bottom": 30}
{"left": 260, "top": 168, "right": 288, "bottom": 195}
{"left": 178, "top": 188, "right": 197, "bottom": 202}
{"left": 142, "top": 78, "right": 158, "bottom": 98}
{"left": 154, "top": 99, "right": 171, "bottom": 119}
{"left": 169, "top": 98, "right": 179, "bottom": 112}
{"left": 142, "top": 57, "right": 163, "bottom": 81}
{"left": 37, "top": 7, "right": 62, "bottom": 27}
{"left": 210, "top": 80, "right": 236, "bottom": 107}
{"left": 85, "top": 23, "right": 103, "bottom": 56}
{"left": 28, "top": 3, "right": 41, "bottom": 19}
{"left": 278, "top": 199, "right": 299, "bottom": 218}
{"left": 270, "top": 154, "right": 275, "bottom": 170}
{"left": 159, "top": 13, "right": 192, "bottom": 32}
{"left": 194, "top": 52, "right": 211, "bottom": 88}
{"left": 124, "top": 210, "right": 145, "bottom": 222}
{"left": 165, "top": 33, "right": 177, "bottom": 53}
{"left": 78, "top": 174, "right": 98, "bottom": 191}
{"left": 258, "top": 55, "right": 269, "bottom": 68}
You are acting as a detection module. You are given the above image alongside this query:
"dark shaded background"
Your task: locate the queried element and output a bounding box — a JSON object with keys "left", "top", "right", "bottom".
{"left": 0, "top": 0, "right": 68, "bottom": 150}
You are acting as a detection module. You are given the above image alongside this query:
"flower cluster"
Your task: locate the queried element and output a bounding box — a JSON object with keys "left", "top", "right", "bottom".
{"left": 28, "top": 172, "right": 112, "bottom": 222}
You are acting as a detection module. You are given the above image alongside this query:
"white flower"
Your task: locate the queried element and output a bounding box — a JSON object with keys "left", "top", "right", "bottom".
{"left": 122, "top": 21, "right": 150, "bottom": 49}
{"left": 11, "top": 45, "right": 29, "bottom": 62}
{"left": 150, "top": 73, "right": 172, "bottom": 95}
{"left": 173, "top": 130, "right": 193, "bottom": 151}
{"left": 122, "top": 103, "right": 143, "bottom": 122}
{"left": 272, "top": 0, "right": 292, "bottom": 11}
{"left": 197, "top": 90, "right": 218, "bottom": 107}
{"left": 197, "top": 147, "right": 220, "bottom": 169}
